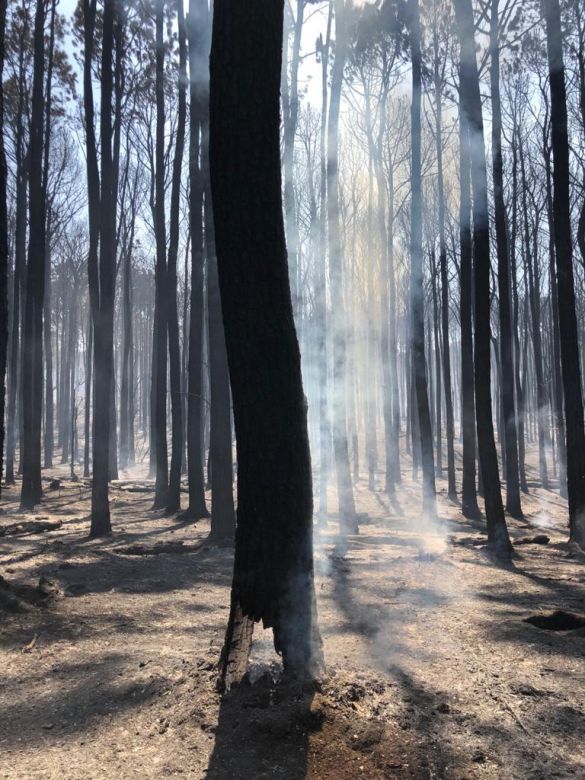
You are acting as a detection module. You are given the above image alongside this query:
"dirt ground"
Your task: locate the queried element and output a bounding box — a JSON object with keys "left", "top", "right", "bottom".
{"left": 1, "top": 449, "right": 584, "bottom": 779}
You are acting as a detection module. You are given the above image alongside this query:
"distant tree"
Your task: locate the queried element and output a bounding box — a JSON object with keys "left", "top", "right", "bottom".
{"left": 182, "top": 0, "right": 209, "bottom": 521}
{"left": 458, "top": 103, "right": 480, "bottom": 519}
{"left": 489, "top": 0, "right": 522, "bottom": 518}
{"left": 408, "top": 0, "right": 436, "bottom": 516}
{"left": 165, "top": 0, "right": 188, "bottom": 515}
{"left": 211, "top": 0, "right": 324, "bottom": 685}
{"left": 151, "top": 0, "right": 168, "bottom": 509}
{"left": 327, "top": 0, "right": 357, "bottom": 533}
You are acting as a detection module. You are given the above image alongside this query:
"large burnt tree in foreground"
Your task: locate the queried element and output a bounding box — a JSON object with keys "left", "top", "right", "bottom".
{"left": 210, "top": 0, "right": 324, "bottom": 686}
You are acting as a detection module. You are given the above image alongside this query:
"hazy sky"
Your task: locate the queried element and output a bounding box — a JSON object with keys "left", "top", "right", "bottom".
{"left": 57, "top": 0, "right": 331, "bottom": 107}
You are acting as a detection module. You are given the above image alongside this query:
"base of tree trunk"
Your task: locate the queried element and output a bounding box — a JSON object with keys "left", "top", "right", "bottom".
{"left": 505, "top": 501, "right": 523, "bottom": 520}
{"left": 177, "top": 506, "right": 210, "bottom": 523}
{"left": 163, "top": 501, "right": 181, "bottom": 517}
{"left": 88, "top": 515, "right": 112, "bottom": 539}
{"left": 218, "top": 597, "right": 255, "bottom": 693}
{"left": 462, "top": 501, "right": 482, "bottom": 521}
{"left": 340, "top": 514, "right": 359, "bottom": 536}
{"left": 485, "top": 535, "right": 515, "bottom": 563}
{"left": 206, "top": 529, "right": 234, "bottom": 547}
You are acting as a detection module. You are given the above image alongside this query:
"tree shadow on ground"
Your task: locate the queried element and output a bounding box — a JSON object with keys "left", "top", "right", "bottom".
{"left": 206, "top": 679, "right": 314, "bottom": 780}
{"left": 0, "top": 652, "right": 167, "bottom": 749}
{"left": 0, "top": 542, "right": 234, "bottom": 650}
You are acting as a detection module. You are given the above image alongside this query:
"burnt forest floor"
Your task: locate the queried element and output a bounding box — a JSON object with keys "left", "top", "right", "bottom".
{"left": 1, "top": 445, "right": 584, "bottom": 779}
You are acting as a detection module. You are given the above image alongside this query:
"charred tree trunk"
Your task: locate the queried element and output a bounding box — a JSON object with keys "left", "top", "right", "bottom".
{"left": 409, "top": 0, "right": 436, "bottom": 517}
{"left": 211, "top": 0, "right": 324, "bottom": 686}
{"left": 206, "top": 198, "right": 235, "bottom": 544}
{"left": 543, "top": 125, "right": 566, "bottom": 497}
{"left": 42, "top": 2, "right": 56, "bottom": 471}
{"left": 316, "top": 4, "right": 333, "bottom": 517}
{"left": 83, "top": 311, "right": 92, "bottom": 478}
{"left": 152, "top": 0, "right": 168, "bottom": 509}
{"left": 87, "top": 0, "right": 117, "bottom": 537}
{"left": 327, "top": 0, "right": 357, "bottom": 534}
{"left": 165, "top": 0, "right": 188, "bottom": 515}
{"left": 489, "top": 0, "right": 521, "bottom": 517}
{"left": 182, "top": 0, "right": 209, "bottom": 521}
{"left": 20, "top": 0, "right": 46, "bottom": 510}
{"left": 543, "top": 0, "right": 585, "bottom": 547}
{"left": 433, "top": 36, "right": 456, "bottom": 500}
{"left": 455, "top": 0, "right": 512, "bottom": 558}
{"left": 5, "top": 17, "right": 29, "bottom": 487}
{"left": 520, "top": 138, "right": 549, "bottom": 490}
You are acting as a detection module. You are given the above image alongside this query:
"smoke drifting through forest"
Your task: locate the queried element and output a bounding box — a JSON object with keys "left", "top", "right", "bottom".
{"left": 1, "top": 0, "right": 585, "bottom": 679}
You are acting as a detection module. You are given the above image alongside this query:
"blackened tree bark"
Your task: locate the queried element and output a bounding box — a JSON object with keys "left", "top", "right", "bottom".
{"left": 520, "top": 137, "right": 549, "bottom": 489}
{"left": 165, "top": 0, "right": 188, "bottom": 515}
{"left": 182, "top": 0, "right": 209, "bottom": 520}
{"left": 541, "top": 100, "right": 566, "bottom": 497}
{"left": 430, "top": 249, "right": 442, "bottom": 476}
{"left": 87, "top": 0, "right": 117, "bottom": 537}
{"left": 432, "top": 25, "right": 456, "bottom": 501}
{"left": 458, "top": 108, "right": 480, "bottom": 519}
{"left": 455, "top": 0, "right": 512, "bottom": 558}
{"left": 282, "top": 0, "right": 304, "bottom": 305}
{"left": 119, "top": 162, "right": 138, "bottom": 471}
{"left": 509, "top": 123, "right": 528, "bottom": 493}
{"left": 5, "top": 31, "right": 27, "bottom": 486}
{"left": 0, "top": 0, "right": 7, "bottom": 495}
{"left": 316, "top": 4, "right": 333, "bottom": 516}
{"left": 211, "top": 0, "right": 324, "bottom": 685}
{"left": 20, "top": 0, "right": 46, "bottom": 509}
{"left": 42, "top": 0, "right": 57, "bottom": 471}
{"left": 152, "top": 0, "right": 168, "bottom": 509}
{"left": 327, "top": 0, "right": 357, "bottom": 533}
{"left": 206, "top": 190, "right": 235, "bottom": 544}
{"left": 84, "top": 311, "right": 92, "bottom": 478}
{"left": 543, "top": 0, "right": 585, "bottom": 547}
{"left": 489, "top": 0, "right": 522, "bottom": 517}
{"left": 6, "top": 82, "right": 28, "bottom": 485}
{"left": 409, "top": 0, "right": 436, "bottom": 517}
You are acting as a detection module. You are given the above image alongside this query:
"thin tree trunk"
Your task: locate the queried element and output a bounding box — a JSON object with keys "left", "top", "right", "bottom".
{"left": 206, "top": 193, "right": 235, "bottom": 544}
{"left": 520, "top": 138, "right": 549, "bottom": 489}
{"left": 543, "top": 0, "right": 585, "bottom": 546}
{"left": 165, "top": 0, "right": 188, "bottom": 514}
{"left": 42, "top": 0, "right": 56, "bottom": 471}
{"left": 455, "top": 0, "right": 512, "bottom": 558}
{"left": 183, "top": 0, "right": 210, "bottom": 520}
{"left": 87, "top": 0, "right": 116, "bottom": 537}
{"left": 409, "top": 0, "right": 436, "bottom": 517}
{"left": 84, "top": 310, "right": 92, "bottom": 478}
{"left": 152, "top": 0, "right": 168, "bottom": 509}
{"left": 433, "top": 39, "right": 456, "bottom": 500}
{"left": 20, "top": 0, "right": 46, "bottom": 510}
{"left": 489, "top": 0, "right": 522, "bottom": 517}
{"left": 327, "top": 0, "right": 357, "bottom": 534}
{"left": 316, "top": 3, "right": 333, "bottom": 517}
